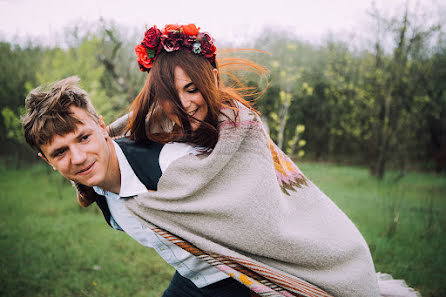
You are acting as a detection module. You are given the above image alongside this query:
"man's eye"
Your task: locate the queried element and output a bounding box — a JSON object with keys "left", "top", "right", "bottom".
{"left": 54, "top": 149, "right": 66, "bottom": 157}
{"left": 81, "top": 134, "right": 90, "bottom": 141}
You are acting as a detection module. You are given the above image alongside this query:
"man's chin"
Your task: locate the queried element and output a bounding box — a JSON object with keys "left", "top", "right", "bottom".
{"left": 71, "top": 176, "right": 101, "bottom": 188}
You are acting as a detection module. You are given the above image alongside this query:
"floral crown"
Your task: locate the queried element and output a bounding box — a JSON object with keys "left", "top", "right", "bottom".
{"left": 135, "top": 24, "right": 217, "bottom": 72}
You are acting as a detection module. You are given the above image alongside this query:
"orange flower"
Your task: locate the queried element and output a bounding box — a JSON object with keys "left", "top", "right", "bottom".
{"left": 135, "top": 44, "right": 153, "bottom": 70}
{"left": 163, "top": 24, "right": 180, "bottom": 34}
{"left": 181, "top": 24, "right": 200, "bottom": 36}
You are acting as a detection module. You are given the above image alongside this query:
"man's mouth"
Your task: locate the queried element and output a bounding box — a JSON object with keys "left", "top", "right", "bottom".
{"left": 77, "top": 162, "right": 95, "bottom": 175}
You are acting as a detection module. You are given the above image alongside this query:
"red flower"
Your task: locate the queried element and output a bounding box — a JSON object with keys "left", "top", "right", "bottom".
{"left": 142, "top": 26, "right": 161, "bottom": 49}
{"left": 204, "top": 44, "right": 216, "bottom": 58}
{"left": 199, "top": 33, "right": 216, "bottom": 57}
{"left": 182, "top": 36, "right": 196, "bottom": 50}
{"left": 135, "top": 44, "right": 153, "bottom": 71}
{"left": 181, "top": 24, "right": 200, "bottom": 36}
{"left": 163, "top": 24, "right": 180, "bottom": 34}
{"left": 162, "top": 36, "right": 180, "bottom": 52}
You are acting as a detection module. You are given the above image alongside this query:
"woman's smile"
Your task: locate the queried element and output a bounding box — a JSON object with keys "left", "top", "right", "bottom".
{"left": 173, "top": 66, "right": 208, "bottom": 131}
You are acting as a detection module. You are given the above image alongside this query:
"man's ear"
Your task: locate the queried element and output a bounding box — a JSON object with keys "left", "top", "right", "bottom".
{"left": 38, "top": 152, "right": 56, "bottom": 170}
{"left": 98, "top": 116, "right": 108, "bottom": 137}
{"left": 38, "top": 152, "right": 49, "bottom": 163}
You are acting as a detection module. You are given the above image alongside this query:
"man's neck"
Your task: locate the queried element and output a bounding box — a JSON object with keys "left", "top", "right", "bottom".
{"left": 97, "top": 139, "right": 121, "bottom": 194}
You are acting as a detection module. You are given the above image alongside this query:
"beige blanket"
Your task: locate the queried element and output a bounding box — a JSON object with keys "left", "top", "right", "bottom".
{"left": 119, "top": 106, "right": 380, "bottom": 297}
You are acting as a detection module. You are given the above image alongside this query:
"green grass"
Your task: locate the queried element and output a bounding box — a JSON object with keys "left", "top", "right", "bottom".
{"left": 0, "top": 164, "right": 174, "bottom": 297}
{"left": 1, "top": 162, "right": 445, "bottom": 296}
{"left": 298, "top": 162, "right": 446, "bottom": 297}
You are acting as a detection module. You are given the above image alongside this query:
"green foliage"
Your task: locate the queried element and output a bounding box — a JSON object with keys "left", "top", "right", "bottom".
{"left": 249, "top": 4, "right": 446, "bottom": 176}
{"left": 0, "top": 42, "right": 42, "bottom": 109}
{"left": 1, "top": 107, "right": 25, "bottom": 144}
{"left": 0, "top": 42, "right": 43, "bottom": 156}
{"left": 0, "top": 4, "right": 445, "bottom": 176}
{"left": 286, "top": 124, "right": 305, "bottom": 157}
{"left": 0, "top": 22, "right": 148, "bottom": 165}
{"left": 35, "top": 37, "right": 119, "bottom": 123}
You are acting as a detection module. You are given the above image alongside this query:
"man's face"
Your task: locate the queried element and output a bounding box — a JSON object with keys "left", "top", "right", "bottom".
{"left": 39, "top": 106, "right": 113, "bottom": 188}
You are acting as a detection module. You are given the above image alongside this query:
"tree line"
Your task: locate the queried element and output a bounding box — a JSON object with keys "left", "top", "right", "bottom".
{"left": 1, "top": 4, "right": 445, "bottom": 178}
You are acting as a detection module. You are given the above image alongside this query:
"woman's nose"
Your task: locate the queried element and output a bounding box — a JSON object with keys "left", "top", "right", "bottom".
{"left": 179, "top": 94, "right": 191, "bottom": 109}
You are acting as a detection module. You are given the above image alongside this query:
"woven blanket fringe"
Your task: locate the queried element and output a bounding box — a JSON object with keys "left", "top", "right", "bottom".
{"left": 377, "top": 273, "right": 421, "bottom": 297}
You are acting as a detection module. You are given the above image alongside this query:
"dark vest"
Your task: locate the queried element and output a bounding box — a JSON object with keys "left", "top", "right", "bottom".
{"left": 95, "top": 138, "right": 164, "bottom": 227}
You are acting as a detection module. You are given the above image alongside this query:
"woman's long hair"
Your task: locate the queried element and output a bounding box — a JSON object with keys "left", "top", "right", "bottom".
{"left": 128, "top": 49, "right": 268, "bottom": 149}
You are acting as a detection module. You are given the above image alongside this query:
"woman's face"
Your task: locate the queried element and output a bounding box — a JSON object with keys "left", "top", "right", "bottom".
{"left": 163, "top": 66, "right": 208, "bottom": 131}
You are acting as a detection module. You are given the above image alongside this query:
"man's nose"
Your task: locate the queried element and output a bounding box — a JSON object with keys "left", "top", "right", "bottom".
{"left": 70, "top": 145, "right": 87, "bottom": 165}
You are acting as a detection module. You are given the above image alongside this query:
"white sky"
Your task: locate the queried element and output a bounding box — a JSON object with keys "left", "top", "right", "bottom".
{"left": 0, "top": 0, "right": 442, "bottom": 46}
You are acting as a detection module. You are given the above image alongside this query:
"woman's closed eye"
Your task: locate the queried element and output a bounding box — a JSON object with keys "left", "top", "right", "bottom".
{"left": 186, "top": 87, "right": 198, "bottom": 93}
{"left": 184, "top": 82, "right": 198, "bottom": 93}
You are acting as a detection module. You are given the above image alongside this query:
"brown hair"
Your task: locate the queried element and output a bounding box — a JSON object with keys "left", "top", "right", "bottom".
{"left": 128, "top": 50, "right": 268, "bottom": 149}
{"left": 22, "top": 76, "right": 100, "bottom": 152}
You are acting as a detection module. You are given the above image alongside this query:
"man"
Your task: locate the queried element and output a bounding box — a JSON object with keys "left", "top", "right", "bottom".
{"left": 22, "top": 76, "right": 251, "bottom": 297}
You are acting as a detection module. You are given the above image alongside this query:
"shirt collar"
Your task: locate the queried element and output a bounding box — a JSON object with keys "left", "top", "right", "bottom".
{"left": 93, "top": 140, "right": 148, "bottom": 198}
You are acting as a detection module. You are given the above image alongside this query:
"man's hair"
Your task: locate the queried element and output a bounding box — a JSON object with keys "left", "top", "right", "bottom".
{"left": 22, "top": 76, "right": 100, "bottom": 151}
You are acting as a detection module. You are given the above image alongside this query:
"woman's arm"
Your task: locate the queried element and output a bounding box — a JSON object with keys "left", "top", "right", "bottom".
{"left": 106, "top": 113, "right": 130, "bottom": 139}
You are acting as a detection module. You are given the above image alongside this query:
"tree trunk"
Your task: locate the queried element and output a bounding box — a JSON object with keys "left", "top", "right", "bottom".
{"left": 374, "top": 92, "right": 392, "bottom": 179}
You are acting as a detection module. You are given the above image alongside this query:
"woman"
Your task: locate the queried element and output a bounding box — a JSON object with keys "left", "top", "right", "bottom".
{"left": 108, "top": 24, "right": 420, "bottom": 297}
{"left": 129, "top": 23, "right": 258, "bottom": 150}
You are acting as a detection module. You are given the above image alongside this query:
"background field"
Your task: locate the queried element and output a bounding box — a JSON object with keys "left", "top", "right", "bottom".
{"left": 0, "top": 161, "right": 444, "bottom": 297}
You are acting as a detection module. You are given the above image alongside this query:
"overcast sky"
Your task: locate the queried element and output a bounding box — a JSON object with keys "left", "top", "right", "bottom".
{"left": 0, "top": 0, "right": 442, "bottom": 46}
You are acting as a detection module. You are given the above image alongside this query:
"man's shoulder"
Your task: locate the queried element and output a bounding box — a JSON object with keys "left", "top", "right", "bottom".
{"left": 114, "top": 137, "right": 163, "bottom": 191}
{"left": 115, "top": 137, "right": 164, "bottom": 151}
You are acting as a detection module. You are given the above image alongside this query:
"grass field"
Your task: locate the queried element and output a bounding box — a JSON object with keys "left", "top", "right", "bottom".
{"left": 0, "top": 161, "right": 445, "bottom": 297}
